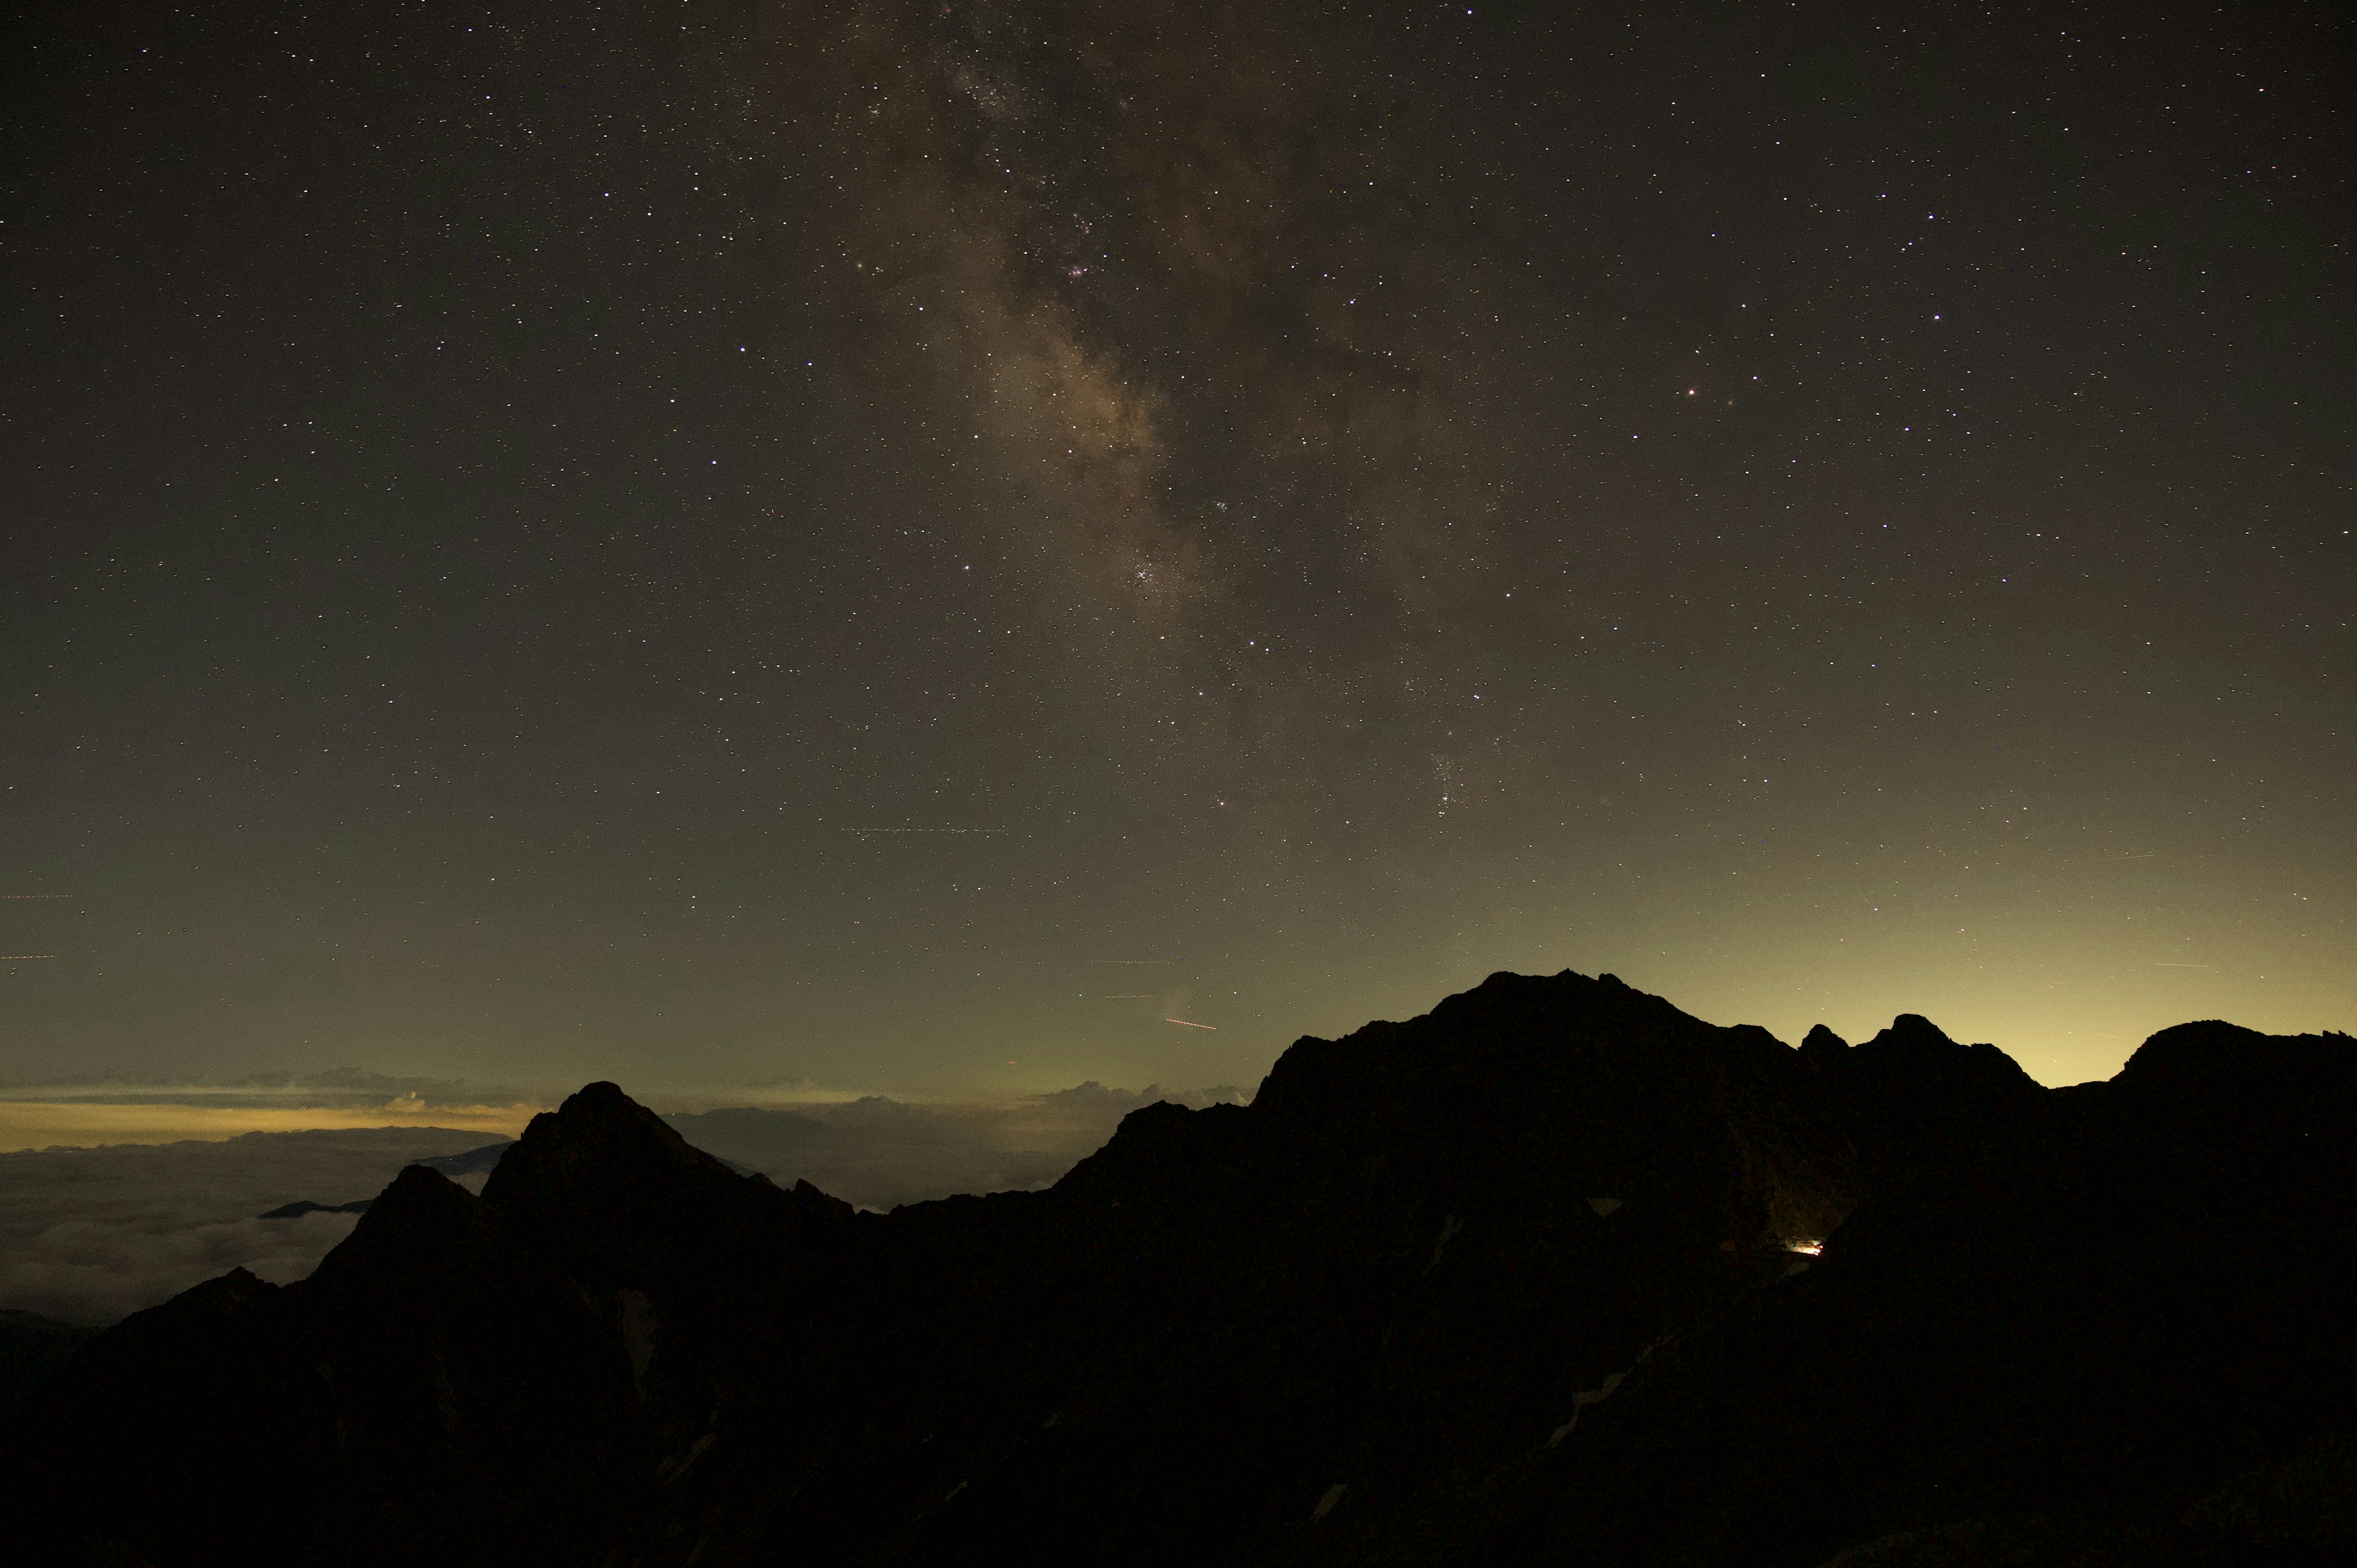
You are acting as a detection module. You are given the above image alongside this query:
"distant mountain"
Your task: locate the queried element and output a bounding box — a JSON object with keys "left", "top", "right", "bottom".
{"left": 256, "top": 1199, "right": 374, "bottom": 1219}
{"left": 251, "top": 1138, "right": 751, "bottom": 1224}
{"left": 412, "top": 1140, "right": 517, "bottom": 1177}
{"left": 656, "top": 1089, "right": 1209, "bottom": 1210}
{"left": 247, "top": 1140, "right": 521, "bottom": 1220}
{"left": 4, "top": 970, "right": 2351, "bottom": 1567}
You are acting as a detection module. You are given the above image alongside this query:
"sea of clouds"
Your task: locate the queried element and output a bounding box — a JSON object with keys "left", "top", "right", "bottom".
{"left": 0, "top": 1082, "right": 1244, "bottom": 1326}
{"left": 664, "top": 1081, "right": 1247, "bottom": 1211}
{"left": 0, "top": 1127, "right": 500, "bottom": 1326}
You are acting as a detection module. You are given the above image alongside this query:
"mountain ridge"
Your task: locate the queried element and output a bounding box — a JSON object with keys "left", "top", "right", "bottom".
{"left": 5, "top": 968, "right": 2350, "bottom": 1567}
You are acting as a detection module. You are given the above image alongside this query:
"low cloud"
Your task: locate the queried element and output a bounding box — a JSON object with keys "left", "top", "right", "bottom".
{"left": 668, "top": 1083, "right": 1245, "bottom": 1211}
{"left": 0, "top": 1127, "right": 505, "bottom": 1326}
{"left": 0, "top": 1100, "right": 538, "bottom": 1153}
{"left": 0, "top": 1083, "right": 1244, "bottom": 1326}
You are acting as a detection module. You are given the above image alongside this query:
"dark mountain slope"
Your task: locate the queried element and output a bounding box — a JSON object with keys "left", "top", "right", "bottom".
{"left": 656, "top": 970, "right": 1862, "bottom": 1567}
{"left": 0, "top": 1310, "right": 95, "bottom": 1417}
{"left": 19, "top": 1163, "right": 648, "bottom": 1567}
{"left": 4, "top": 974, "right": 2349, "bottom": 1568}
{"left": 1799, "top": 1012, "right": 2048, "bottom": 1191}
{"left": 1488, "top": 1019, "right": 2357, "bottom": 1568}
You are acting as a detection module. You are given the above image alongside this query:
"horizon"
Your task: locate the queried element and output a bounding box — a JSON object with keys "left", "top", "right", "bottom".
{"left": 8, "top": 962, "right": 2343, "bottom": 1333}
{"left": 3, "top": 963, "right": 2336, "bottom": 1156}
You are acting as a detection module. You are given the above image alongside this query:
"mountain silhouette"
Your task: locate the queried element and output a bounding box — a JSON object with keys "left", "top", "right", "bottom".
{"left": 257, "top": 1197, "right": 376, "bottom": 1219}
{"left": 4, "top": 970, "right": 2350, "bottom": 1566}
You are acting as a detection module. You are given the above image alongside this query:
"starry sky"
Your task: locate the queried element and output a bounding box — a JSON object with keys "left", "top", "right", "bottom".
{"left": 4, "top": 0, "right": 2351, "bottom": 1108}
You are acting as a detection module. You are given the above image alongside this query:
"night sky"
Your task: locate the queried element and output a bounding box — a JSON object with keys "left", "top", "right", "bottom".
{"left": 5, "top": 0, "right": 2351, "bottom": 1110}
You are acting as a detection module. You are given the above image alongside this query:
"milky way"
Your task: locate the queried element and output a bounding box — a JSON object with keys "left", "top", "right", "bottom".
{"left": 4, "top": 0, "right": 2350, "bottom": 1102}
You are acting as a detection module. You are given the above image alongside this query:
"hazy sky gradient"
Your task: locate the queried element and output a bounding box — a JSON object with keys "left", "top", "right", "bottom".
{"left": 6, "top": 0, "right": 2350, "bottom": 1105}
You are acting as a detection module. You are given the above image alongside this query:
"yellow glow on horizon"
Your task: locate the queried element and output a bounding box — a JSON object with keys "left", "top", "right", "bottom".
{"left": 0, "top": 1099, "right": 544, "bottom": 1153}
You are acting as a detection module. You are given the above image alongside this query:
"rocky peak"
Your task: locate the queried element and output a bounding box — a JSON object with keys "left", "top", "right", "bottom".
{"left": 484, "top": 1081, "right": 740, "bottom": 1214}
{"left": 1802, "top": 1012, "right": 2045, "bottom": 1195}
{"left": 1862, "top": 1012, "right": 1956, "bottom": 1051}
{"left": 1799, "top": 1024, "right": 1850, "bottom": 1072}
{"left": 1851, "top": 1013, "right": 2040, "bottom": 1092}
{"left": 2115, "top": 1018, "right": 2317, "bottom": 1097}
{"left": 306, "top": 1163, "right": 505, "bottom": 1297}
{"left": 2107, "top": 1022, "right": 2357, "bottom": 1194}
{"left": 119, "top": 1265, "right": 281, "bottom": 1338}
{"left": 1253, "top": 968, "right": 1754, "bottom": 1135}
{"left": 478, "top": 1080, "right": 854, "bottom": 1319}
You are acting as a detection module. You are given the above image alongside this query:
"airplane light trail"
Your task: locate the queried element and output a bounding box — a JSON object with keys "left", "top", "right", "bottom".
{"left": 1164, "top": 1018, "right": 1217, "bottom": 1030}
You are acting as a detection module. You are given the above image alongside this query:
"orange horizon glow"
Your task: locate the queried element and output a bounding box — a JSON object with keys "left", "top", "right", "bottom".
{"left": 0, "top": 1099, "right": 544, "bottom": 1154}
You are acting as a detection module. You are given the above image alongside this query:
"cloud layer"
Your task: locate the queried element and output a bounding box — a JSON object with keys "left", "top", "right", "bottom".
{"left": 0, "top": 1127, "right": 501, "bottom": 1326}
{"left": 668, "top": 1083, "right": 1244, "bottom": 1212}
{"left": 0, "top": 1083, "right": 1242, "bottom": 1324}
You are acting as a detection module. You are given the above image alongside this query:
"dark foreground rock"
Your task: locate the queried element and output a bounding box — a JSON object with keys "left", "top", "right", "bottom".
{"left": 0, "top": 1309, "right": 96, "bottom": 1419}
{"left": 3, "top": 971, "right": 2350, "bottom": 1567}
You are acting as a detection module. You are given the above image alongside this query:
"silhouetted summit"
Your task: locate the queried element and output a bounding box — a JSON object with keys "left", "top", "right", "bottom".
{"left": 1798, "top": 1009, "right": 2047, "bottom": 1194}
{"left": 6, "top": 970, "right": 2351, "bottom": 1567}
{"left": 492, "top": 1081, "right": 732, "bottom": 1206}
